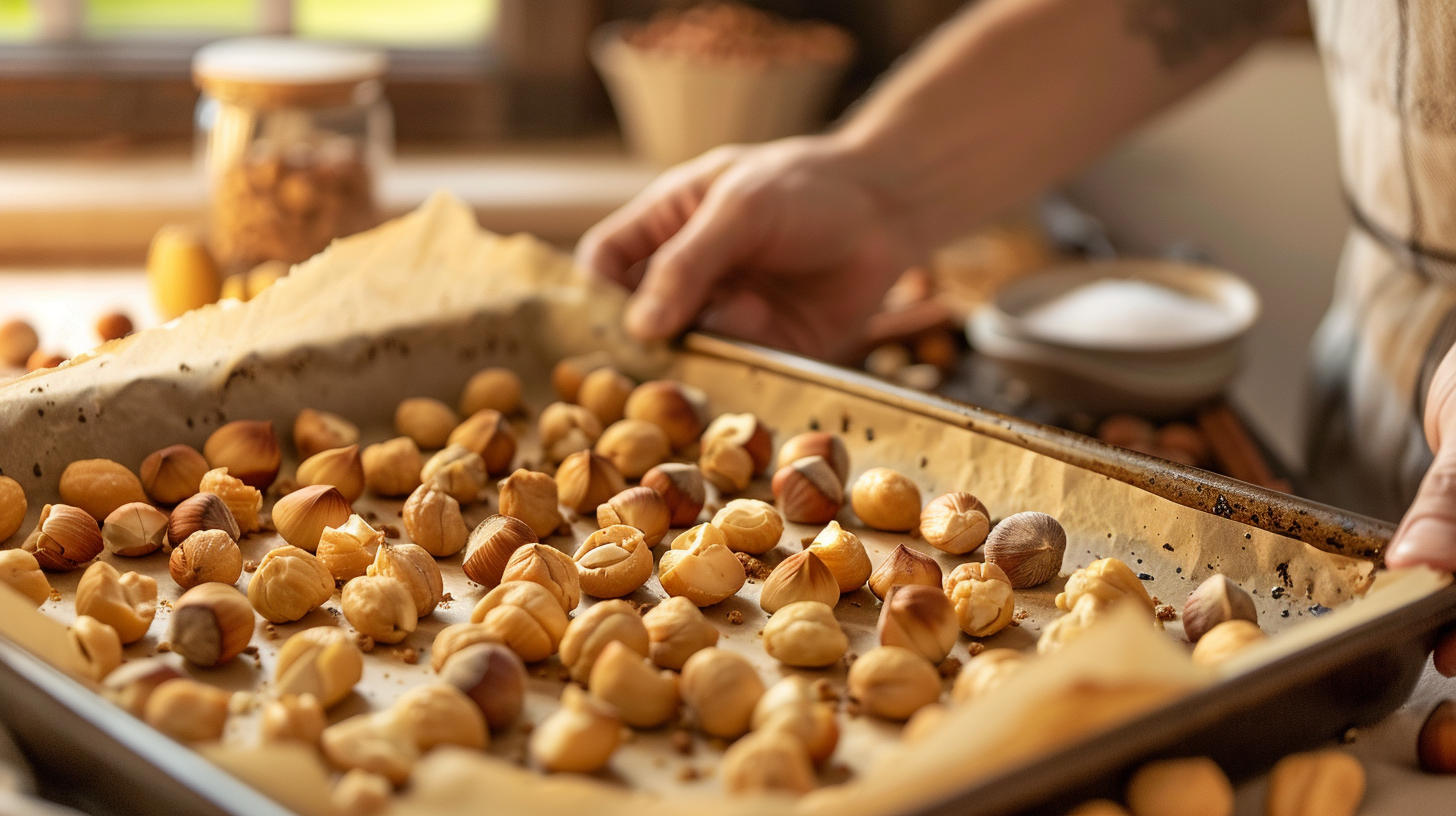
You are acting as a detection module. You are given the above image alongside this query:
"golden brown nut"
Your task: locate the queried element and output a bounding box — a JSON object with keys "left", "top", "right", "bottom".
{"left": 168, "top": 491, "right": 240, "bottom": 548}
{"left": 574, "top": 524, "right": 653, "bottom": 598}
{"left": 556, "top": 450, "right": 625, "bottom": 515}
{"left": 293, "top": 408, "right": 360, "bottom": 460}
{"left": 712, "top": 498, "right": 784, "bottom": 555}
{"left": 145, "top": 678, "right": 231, "bottom": 742}
{"left": 1420, "top": 700, "right": 1456, "bottom": 774}
{"left": 902, "top": 702, "right": 948, "bottom": 745}
{"left": 952, "top": 648, "right": 1029, "bottom": 704}
{"left": 102, "top": 502, "right": 169, "bottom": 557}
{"left": 1057, "top": 558, "right": 1156, "bottom": 616}
{"left": 578, "top": 367, "right": 634, "bottom": 426}
{"left": 318, "top": 515, "right": 383, "bottom": 582}
{"left": 1190, "top": 619, "right": 1266, "bottom": 668}
{"left": 624, "top": 380, "right": 707, "bottom": 449}
{"left": 401, "top": 484, "right": 468, "bottom": 558}
{"left": 659, "top": 523, "right": 746, "bottom": 607}
{"left": 0, "top": 318, "right": 39, "bottom": 367}
{"left": 439, "top": 642, "right": 527, "bottom": 730}
{"left": 391, "top": 683, "right": 488, "bottom": 751}
{"left": 642, "top": 595, "right": 720, "bottom": 670}
{"left": 332, "top": 768, "right": 393, "bottom": 816}
{"left": 1183, "top": 575, "right": 1258, "bottom": 644}
{"left": 878, "top": 584, "right": 958, "bottom": 664}
{"left": 945, "top": 561, "right": 1015, "bottom": 637}
{"left": 501, "top": 543, "right": 580, "bottom": 612}
{"left": 850, "top": 468, "right": 921, "bottom": 532}
{"left": 983, "top": 511, "right": 1066, "bottom": 588}
{"left": 847, "top": 645, "right": 941, "bottom": 721}
{"left": 296, "top": 445, "right": 365, "bottom": 504}
{"left": 588, "top": 640, "right": 680, "bottom": 728}
{"left": 497, "top": 470, "right": 562, "bottom": 539}
{"left": 101, "top": 658, "right": 183, "bottom": 717}
{"left": 763, "top": 601, "right": 847, "bottom": 668}
{"left": 199, "top": 467, "right": 262, "bottom": 534}
{"left": 25, "top": 350, "right": 64, "bottom": 371}
{"left": 248, "top": 544, "right": 335, "bottom": 623}
{"left": 772, "top": 456, "right": 843, "bottom": 524}
{"left": 1126, "top": 757, "right": 1234, "bottom": 816}
{"left": 868, "top": 543, "right": 943, "bottom": 601}
{"left": 320, "top": 712, "right": 417, "bottom": 786}
{"left": 342, "top": 576, "right": 418, "bottom": 645}
{"left": 595, "top": 419, "right": 671, "bottom": 479}
{"left": 464, "top": 580, "right": 569, "bottom": 663}
{"left": 641, "top": 462, "right": 706, "bottom": 527}
{"left": 680, "top": 647, "right": 765, "bottom": 738}
{"left": 751, "top": 676, "right": 840, "bottom": 764}
{"left": 702, "top": 413, "right": 773, "bottom": 475}
{"left": 759, "top": 550, "right": 839, "bottom": 614}
{"left": 169, "top": 529, "right": 242, "bottom": 590}
{"left": 361, "top": 437, "right": 423, "bottom": 497}
{"left": 538, "top": 402, "right": 604, "bottom": 464}
{"left": 58, "top": 459, "right": 150, "bottom": 523}
{"left": 1265, "top": 751, "right": 1364, "bottom": 816}
{"left": 559, "top": 599, "right": 650, "bottom": 683}
{"left": 261, "top": 693, "right": 328, "bottom": 746}
{"left": 919, "top": 492, "right": 991, "bottom": 555}
{"left": 699, "top": 437, "right": 755, "bottom": 494}
{"left": 777, "top": 432, "right": 849, "bottom": 484}
{"left": 368, "top": 542, "right": 444, "bottom": 617}
{"left": 94, "top": 311, "right": 133, "bottom": 341}
{"left": 1038, "top": 595, "right": 1112, "bottom": 655}
{"left": 462, "top": 514, "right": 537, "bottom": 587}
{"left": 139, "top": 444, "right": 209, "bottom": 505}
{"left": 394, "top": 397, "right": 459, "bottom": 449}
{"left": 275, "top": 626, "right": 364, "bottom": 708}
{"left": 459, "top": 367, "right": 522, "bottom": 417}
{"left": 551, "top": 352, "right": 612, "bottom": 403}
{"left": 68, "top": 615, "right": 123, "bottom": 681}
{"left": 22, "top": 503, "right": 103, "bottom": 571}
{"left": 75, "top": 561, "right": 157, "bottom": 644}
{"left": 167, "top": 582, "right": 255, "bottom": 667}
{"left": 431, "top": 623, "right": 504, "bottom": 669}
{"left": 420, "top": 445, "right": 487, "bottom": 504}
{"left": 0, "top": 549, "right": 50, "bottom": 606}
{"left": 0, "top": 475, "right": 25, "bottom": 543}
{"left": 448, "top": 409, "right": 516, "bottom": 474}
{"left": 807, "top": 520, "right": 871, "bottom": 593}
{"left": 720, "top": 729, "right": 816, "bottom": 796}
{"left": 204, "top": 419, "right": 281, "bottom": 489}
{"left": 273, "top": 484, "right": 352, "bottom": 552}
{"left": 596, "top": 486, "right": 670, "bottom": 546}
{"left": 529, "top": 685, "right": 622, "bottom": 773}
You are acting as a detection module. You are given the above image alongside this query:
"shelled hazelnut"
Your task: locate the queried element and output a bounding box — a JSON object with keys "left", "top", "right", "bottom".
{"left": 851, "top": 468, "right": 921, "bottom": 532}
{"left": 320, "top": 712, "right": 417, "bottom": 786}
{"left": 711, "top": 498, "right": 784, "bottom": 555}
{"left": 199, "top": 467, "right": 263, "bottom": 534}
{"left": 589, "top": 640, "right": 680, "bottom": 728}
{"left": 595, "top": 419, "right": 671, "bottom": 479}
{"left": 341, "top": 576, "right": 418, "bottom": 644}
{"left": 1190, "top": 619, "right": 1266, "bottom": 668}
{"left": 462, "top": 515, "right": 537, "bottom": 587}
{"left": 101, "top": 658, "right": 183, "bottom": 717}
{"left": 597, "top": 486, "right": 670, "bottom": 546}
{"left": 919, "top": 492, "right": 991, "bottom": 555}
{"left": 1265, "top": 750, "right": 1365, "bottom": 816}
{"left": 501, "top": 544, "right": 581, "bottom": 612}
{"left": 68, "top": 615, "right": 123, "bottom": 681}
{"left": 1420, "top": 700, "right": 1456, "bottom": 774}
{"left": 556, "top": 451, "right": 626, "bottom": 515}
{"left": 807, "top": 520, "right": 872, "bottom": 593}
{"left": 624, "top": 380, "right": 708, "bottom": 449}
{"left": 273, "top": 484, "right": 352, "bottom": 552}
{"left": 642, "top": 595, "right": 720, "bottom": 670}
{"left": 332, "top": 768, "right": 392, "bottom": 815}
{"left": 1056, "top": 558, "right": 1155, "bottom": 616}
{"left": 847, "top": 645, "right": 941, "bottom": 721}
{"left": 463, "top": 581, "right": 568, "bottom": 663}
{"left": 1038, "top": 595, "right": 1112, "bottom": 655}
{"left": 578, "top": 367, "right": 635, "bottom": 426}
{"left": 878, "top": 584, "right": 958, "bottom": 664}
{"left": 702, "top": 413, "right": 773, "bottom": 475}
{"left": 699, "top": 436, "right": 754, "bottom": 494}
{"left": 448, "top": 409, "right": 517, "bottom": 474}
{"left": 0, "top": 318, "right": 39, "bottom": 367}
{"left": 361, "top": 437, "right": 423, "bottom": 497}
{"left": 368, "top": 542, "right": 443, "bottom": 617}
{"left": 902, "top": 703, "right": 949, "bottom": 744}
{"left": 498, "top": 470, "right": 562, "bottom": 539}
{"left": 680, "top": 648, "right": 765, "bottom": 738}
{"left": 1126, "top": 757, "right": 1234, "bottom": 816}
{"left": 75, "top": 561, "right": 157, "bottom": 644}
{"left": 777, "top": 431, "right": 850, "bottom": 484}
{"left": 944, "top": 562, "right": 1015, "bottom": 637}
{"left": 58, "top": 459, "right": 150, "bottom": 523}
{"left": 984, "top": 512, "right": 1066, "bottom": 588}
{"left": 167, "top": 492, "right": 240, "bottom": 549}
{"left": 459, "top": 367, "right": 522, "bottom": 417}
{"left": 420, "top": 445, "right": 487, "bottom": 504}
{"left": 296, "top": 445, "right": 365, "bottom": 504}
{"left": 720, "top": 729, "right": 817, "bottom": 796}
{"left": 22, "top": 503, "right": 103, "bottom": 571}
{"left": 431, "top": 623, "right": 506, "bottom": 670}
{"left": 139, "top": 444, "right": 209, "bottom": 505}
{"left": 951, "top": 649, "right": 1028, "bottom": 704}
{"left": 551, "top": 352, "right": 612, "bottom": 403}
{"left": 439, "top": 643, "right": 527, "bottom": 730}
{"left": 538, "top": 402, "right": 604, "bottom": 464}
{"left": 0, "top": 475, "right": 24, "bottom": 543}
{"left": 763, "top": 601, "right": 847, "bottom": 668}
{"left": 248, "top": 545, "right": 335, "bottom": 623}
{"left": 759, "top": 550, "right": 839, "bottom": 614}
{"left": 391, "top": 683, "right": 488, "bottom": 753}
{"left": 559, "top": 599, "right": 650, "bottom": 683}
{"left": 317, "top": 515, "right": 384, "bottom": 582}
{"left": 402, "top": 484, "right": 469, "bottom": 558}
{"left": 575, "top": 524, "right": 653, "bottom": 598}
{"left": 772, "top": 456, "right": 843, "bottom": 524}
{"left": 167, "top": 582, "right": 255, "bottom": 667}
{"left": 641, "top": 463, "right": 706, "bottom": 527}
{"left": 261, "top": 694, "right": 328, "bottom": 746}
{"left": 275, "top": 626, "right": 364, "bottom": 708}
{"left": 867, "top": 543, "right": 943, "bottom": 601}
{"left": 102, "top": 502, "right": 169, "bottom": 557}
{"left": 1183, "top": 575, "right": 1258, "bottom": 644}
{"left": 0, "top": 550, "right": 51, "bottom": 606}
{"left": 529, "top": 685, "right": 622, "bottom": 774}
{"left": 145, "top": 679, "right": 231, "bottom": 743}
{"left": 751, "top": 676, "right": 840, "bottom": 764}
{"left": 394, "top": 397, "right": 459, "bottom": 450}
{"left": 659, "top": 523, "right": 746, "bottom": 607}
{"left": 293, "top": 408, "right": 360, "bottom": 460}
{"left": 204, "top": 420, "right": 281, "bottom": 490}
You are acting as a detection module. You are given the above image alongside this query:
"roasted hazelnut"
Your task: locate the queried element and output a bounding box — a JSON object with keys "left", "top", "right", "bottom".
{"left": 318, "top": 515, "right": 384, "bottom": 582}
{"left": 702, "top": 413, "right": 773, "bottom": 475}
{"left": 763, "top": 601, "right": 847, "bottom": 668}
{"left": 952, "top": 648, "right": 1029, "bottom": 703}
{"left": 641, "top": 462, "right": 706, "bottom": 527}
{"left": 167, "top": 492, "right": 240, "bottom": 549}
{"left": 777, "top": 432, "right": 850, "bottom": 484}
{"left": 448, "top": 409, "right": 516, "bottom": 474}
{"left": 759, "top": 550, "right": 839, "bottom": 614}
{"left": 529, "top": 685, "right": 622, "bottom": 773}
{"left": 261, "top": 693, "right": 328, "bottom": 746}
{"left": 578, "top": 367, "right": 635, "bottom": 425}
{"left": 945, "top": 562, "right": 1015, "bottom": 637}
{"left": 76, "top": 561, "right": 157, "bottom": 644}
{"left": 574, "top": 524, "right": 653, "bottom": 598}
{"left": 22, "top": 503, "right": 103, "bottom": 571}
{"left": 333, "top": 768, "right": 393, "bottom": 815}
{"left": 1126, "top": 757, "right": 1234, "bottom": 816}
{"left": 342, "top": 576, "right": 417, "bottom": 644}
{"left": 538, "top": 404, "right": 601, "bottom": 466}
{"left": 847, "top": 645, "right": 941, "bottom": 721}
{"left": 0, "top": 475, "right": 25, "bottom": 543}
{"left": 463, "top": 514, "right": 537, "bottom": 587}
{"left": 0, "top": 549, "right": 51, "bottom": 606}
{"left": 58, "top": 459, "right": 150, "bottom": 523}
{"left": 983, "top": 512, "right": 1066, "bottom": 588}
{"left": 624, "top": 380, "right": 707, "bottom": 449}
{"left": 559, "top": 599, "right": 650, "bottom": 683}
{"left": 498, "top": 469, "right": 562, "bottom": 538}
{"left": 1420, "top": 700, "right": 1456, "bottom": 774}
{"left": 1038, "top": 595, "right": 1113, "bottom": 655}
{"left": 68, "top": 615, "right": 123, "bottom": 681}
{"left": 642, "top": 595, "right": 720, "bottom": 670}
{"left": 402, "top": 484, "right": 468, "bottom": 558}
{"left": 464, "top": 580, "right": 569, "bottom": 663}
{"left": 1190, "top": 619, "right": 1266, "bottom": 668}
{"left": 420, "top": 445, "right": 487, "bottom": 504}
{"left": 589, "top": 640, "right": 680, "bottom": 728}
{"left": 145, "top": 678, "right": 231, "bottom": 742}
{"left": 199, "top": 467, "right": 263, "bottom": 534}
{"left": 680, "top": 647, "right": 765, "bottom": 738}
{"left": 293, "top": 408, "right": 360, "bottom": 460}
{"left": 368, "top": 542, "right": 444, "bottom": 617}
{"left": 772, "top": 456, "right": 843, "bottom": 524}
{"left": 1266, "top": 750, "right": 1365, "bottom": 816}
{"left": 878, "top": 584, "right": 958, "bottom": 664}
{"left": 167, "top": 582, "right": 255, "bottom": 667}
{"left": 248, "top": 544, "right": 335, "bottom": 623}
{"left": 659, "top": 523, "right": 746, "bottom": 607}
{"left": 204, "top": 420, "right": 281, "bottom": 489}
{"left": 296, "top": 445, "right": 365, "bottom": 503}
{"left": 274, "top": 484, "right": 352, "bottom": 552}
{"left": 850, "top": 468, "right": 921, "bottom": 532}
{"left": 595, "top": 419, "right": 671, "bottom": 479}
{"left": 712, "top": 498, "right": 784, "bottom": 555}
{"left": 868, "top": 543, "right": 943, "bottom": 601}
{"left": 597, "top": 486, "right": 670, "bottom": 546}
{"left": 751, "top": 676, "right": 840, "bottom": 764}
{"left": 720, "top": 729, "right": 816, "bottom": 796}
{"left": 555, "top": 451, "right": 626, "bottom": 514}
{"left": 25, "top": 350, "right": 64, "bottom": 371}
{"left": 361, "top": 437, "right": 423, "bottom": 497}
{"left": 902, "top": 702, "right": 949, "bottom": 744}
{"left": 807, "top": 520, "right": 872, "bottom": 593}
{"left": 920, "top": 492, "right": 991, "bottom": 555}
{"left": 501, "top": 543, "right": 580, "bottom": 612}
{"left": 1183, "top": 575, "right": 1258, "bottom": 644}
{"left": 459, "top": 367, "right": 522, "bottom": 417}
{"left": 440, "top": 643, "right": 528, "bottom": 730}
{"left": 391, "top": 683, "right": 488, "bottom": 751}
{"left": 139, "top": 444, "right": 209, "bottom": 505}
{"left": 552, "top": 352, "right": 613, "bottom": 403}
{"left": 1056, "top": 558, "right": 1155, "bottom": 616}
{"left": 101, "top": 658, "right": 183, "bottom": 717}
{"left": 0, "top": 318, "right": 39, "bottom": 367}
{"left": 320, "top": 712, "right": 417, "bottom": 786}
{"left": 102, "top": 502, "right": 169, "bottom": 557}
{"left": 431, "top": 622, "right": 504, "bottom": 669}
{"left": 94, "top": 311, "right": 133, "bottom": 342}
{"left": 394, "top": 397, "right": 459, "bottom": 449}
{"left": 275, "top": 626, "right": 364, "bottom": 708}
{"left": 699, "top": 435, "right": 755, "bottom": 494}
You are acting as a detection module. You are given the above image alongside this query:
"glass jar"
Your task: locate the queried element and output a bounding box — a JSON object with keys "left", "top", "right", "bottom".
{"left": 193, "top": 38, "right": 392, "bottom": 273}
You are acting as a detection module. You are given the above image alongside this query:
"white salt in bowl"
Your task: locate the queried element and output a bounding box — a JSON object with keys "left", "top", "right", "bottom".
{"left": 967, "top": 259, "right": 1260, "bottom": 418}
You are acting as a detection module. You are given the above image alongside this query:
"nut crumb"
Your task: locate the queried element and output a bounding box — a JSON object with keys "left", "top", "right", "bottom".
{"left": 243, "top": 559, "right": 259, "bottom": 573}
{"left": 735, "top": 553, "right": 771, "bottom": 581}
{"left": 47, "top": 589, "right": 62, "bottom": 602}
{"left": 381, "top": 524, "right": 401, "bottom": 539}
{"left": 364, "top": 510, "right": 378, "bottom": 521}
{"left": 355, "top": 633, "right": 375, "bottom": 653}
{"left": 157, "top": 599, "right": 172, "bottom": 610}
{"left": 842, "top": 651, "right": 858, "bottom": 669}
{"left": 440, "top": 592, "right": 453, "bottom": 604}
{"left": 1013, "top": 609, "right": 1029, "bottom": 621}
{"left": 937, "top": 656, "right": 963, "bottom": 678}
{"left": 1155, "top": 603, "right": 1177, "bottom": 622}
{"left": 676, "top": 766, "right": 700, "bottom": 782}
{"left": 263, "top": 623, "right": 278, "bottom": 640}
{"left": 845, "top": 699, "right": 863, "bottom": 717}
{"left": 394, "top": 647, "right": 419, "bottom": 665}
{"left": 670, "top": 730, "right": 694, "bottom": 755}
{"left": 965, "top": 642, "right": 986, "bottom": 658}
{"left": 812, "top": 678, "right": 839, "bottom": 702}
{"left": 638, "top": 603, "right": 657, "bottom": 617}
{"left": 156, "top": 641, "right": 172, "bottom": 653}
{"left": 241, "top": 645, "right": 259, "bottom": 656}
{"left": 726, "top": 610, "right": 744, "bottom": 625}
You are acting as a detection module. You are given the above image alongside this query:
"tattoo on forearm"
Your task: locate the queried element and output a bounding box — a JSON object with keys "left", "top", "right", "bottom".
{"left": 1125, "top": 0, "right": 1296, "bottom": 67}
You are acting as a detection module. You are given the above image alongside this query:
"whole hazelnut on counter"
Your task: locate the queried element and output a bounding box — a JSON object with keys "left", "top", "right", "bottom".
{"left": 847, "top": 645, "right": 941, "bottom": 721}
{"left": 0, "top": 318, "right": 39, "bottom": 367}
{"left": 94, "top": 311, "right": 134, "bottom": 342}
{"left": 261, "top": 693, "right": 328, "bottom": 746}
{"left": 1190, "top": 619, "right": 1266, "bottom": 668}
{"left": 867, "top": 543, "right": 943, "bottom": 601}
{"left": 641, "top": 463, "right": 706, "bottom": 527}
{"left": 777, "top": 431, "right": 850, "bottom": 484}
{"left": 624, "top": 380, "right": 708, "bottom": 449}
{"left": 248, "top": 544, "right": 335, "bottom": 623}
{"left": 58, "top": 459, "right": 150, "bottom": 523}
{"left": 317, "top": 515, "right": 384, "bottom": 582}
{"left": 170, "top": 529, "right": 243, "bottom": 588}
{"left": 139, "top": 444, "right": 209, "bottom": 505}
{"left": 589, "top": 640, "right": 680, "bottom": 728}
{"left": 720, "top": 729, "right": 817, "bottom": 796}
{"left": 529, "top": 685, "right": 622, "bottom": 773}
{"left": 341, "top": 576, "right": 418, "bottom": 644}
{"left": 401, "top": 484, "right": 468, "bottom": 558}
{"left": 878, "top": 584, "right": 958, "bottom": 664}
{"left": 0, "top": 549, "right": 51, "bottom": 607}
{"left": 751, "top": 676, "right": 840, "bottom": 764}
{"left": 392, "top": 683, "right": 488, "bottom": 751}
{"left": 772, "top": 456, "right": 843, "bottom": 524}
{"left": 1265, "top": 750, "right": 1364, "bottom": 816}
{"left": 945, "top": 561, "right": 1015, "bottom": 637}
{"left": 501, "top": 543, "right": 581, "bottom": 612}
{"left": 902, "top": 702, "right": 949, "bottom": 745}
{"left": 102, "top": 502, "right": 169, "bottom": 557}
{"left": 595, "top": 419, "right": 671, "bottom": 479}
{"left": 699, "top": 436, "right": 755, "bottom": 494}
{"left": 642, "top": 595, "right": 720, "bottom": 670}
{"left": 167, "top": 492, "right": 240, "bottom": 549}
{"left": 420, "top": 445, "right": 487, "bottom": 505}
{"left": 25, "top": 350, "right": 64, "bottom": 372}
{"left": 432, "top": 623, "right": 505, "bottom": 669}
{"left": 75, "top": 561, "right": 157, "bottom": 644}
{"left": 759, "top": 550, "right": 839, "bottom": 614}
{"left": 1420, "top": 700, "right": 1456, "bottom": 774}
{"left": 1126, "top": 757, "right": 1234, "bottom": 816}
{"left": 681, "top": 647, "right": 765, "bottom": 738}
{"left": 983, "top": 511, "right": 1066, "bottom": 588}
{"left": 439, "top": 642, "right": 527, "bottom": 730}
{"left": 273, "top": 484, "right": 352, "bottom": 552}
{"left": 659, "top": 523, "right": 746, "bottom": 607}
{"left": 320, "top": 712, "right": 417, "bottom": 786}
{"left": 578, "top": 367, "right": 635, "bottom": 426}
{"left": 167, "top": 582, "right": 255, "bottom": 667}
{"left": 203, "top": 419, "right": 281, "bottom": 489}
{"left": 68, "top": 615, "right": 123, "bottom": 681}
{"left": 448, "top": 409, "right": 517, "bottom": 475}
{"left": 920, "top": 492, "right": 991, "bottom": 555}
{"left": 574, "top": 524, "right": 653, "bottom": 598}
{"left": 22, "top": 503, "right": 103, "bottom": 571}
{"left": 952, "top": 648, "right": 1029, "bottom": 704}
{"left": 711, "top": 498, "right": 784, "bottom": 555}
{"left": 807, "top": 520, "right": 872, "bottom": 593}
{"left": 539, "top": 402, "right": 604, "bottom": 464}
{"left": 702, "top": 413, "right": 773, "bottom": 475}
{"left": 597, "top": 486, "right": 670, "bottom": 546}
{"left": 559, "top": 598, "right": 650, "bottom": 683}
{"left": 555, "top": 450, "right": 626, "bottom": 515}
{"left": 296, "top": 445, "right": 365, "bottom": 504}
{"left": 466, "top": 580, "right": 569, "bottom": 664}
{"left": 101, "top": 658, "right": 183, "bottom": 717}
{"left": 145, "top": 678, "right": 231, "bottom": 742}
{"left": 850, "top": 468, "right": 921, "bottom": 532}
{"left": 199, "top": 467, "right": 263, "bottom": 534}
{"left": 551, "top": 352, "right": 612, "bottom": 403}
{"left": 462, "top": 514, "right": 537, "bottom": 587}
{"left": 275, "top": 626, "right": 364, "bottom": 708}
{"left": 0, "top": 475, "right": 25, "bottom": 543}
{"left": 459, "top": 367, "right": 522, "bottom": 417}
{"left": 498, "top": 470, "right": 562, "bottom": 539}
{"left": 1056, "top": 557, "right": 1155, "bottom": 616}
{"left": 368, "top": 542, "right": 443, "bottom": 618}
{"left": 360, "top": 437, "right": 423, "bottom": 497}
{"left": 293, "top": 408, "right": 360, "bottom": 460}
{"left": 394, "top": 397, "right": 459, "bottom": 450}
{"left": 1182, "top": 574, "right": 1257, "bottom": 644}
{"left": 763, "top": 601, "right": 847, "bottom": 668}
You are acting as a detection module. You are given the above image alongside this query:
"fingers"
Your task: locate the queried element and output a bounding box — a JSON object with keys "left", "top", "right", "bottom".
{"left": 1385, "top": 448, "right": 1456, "bottom": 571}
{"left": 1436, "top": 629, "right": 1456, "bottom": 677}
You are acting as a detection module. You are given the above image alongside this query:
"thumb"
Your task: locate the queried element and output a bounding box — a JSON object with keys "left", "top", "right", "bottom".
{"left": 1386, "top": 445, "right": 1456, "bottom": 571}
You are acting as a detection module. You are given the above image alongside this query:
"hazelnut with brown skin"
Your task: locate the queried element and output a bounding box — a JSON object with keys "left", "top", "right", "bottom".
{"left": 777, "top": 431, "right": 849, "bottom": 484}
{"left": 1420, "top": 700, "right": 1456, "bottom": 774}
{"left": 167, "top": 492, "right": 239, "bottom": 549}
{"left": 702, "top": 413, "right": 773, "bottom": 475}
{"left": 296, "top": 445, "right": 365, "bottom": 504}
{"left": 293, "top": 408, "right": 360, "bottom": 460}
{"left": 597, "top": 486, "right": 670, "bottom": 546}
{"left": 439, "top": 642, "right": 527, "bottom": 730}
{"left": 558, "top": 599, "right": 650, "bottom": 683}
{"left": 551, "top": 352, "right": 612, "bottom": 403}
{"left": 759, "top": 550, "right": 839, "bottom": 614}
{"left": 0, "top": 319, "right": 39, "bottom": 367}
{"left": 459, "top": 367, "right": 522, "bottom": 417}
{"left": 642, "top": 595, "right": 719, "bottom": 670}
{"left": 878, "top": 584, "right": 958, "bottom": 664}
{"left": 203, "top": 420, "right": 281, "bottom": 490}
{"left": 394, "top": 397, "right": 460, "bottom": 449}
{"left": 1182, "top": 574, "right": 1257, "bottom": 644}
{"left": 624, "top": 380, "right": 708, "bottom": 449}
{"left": 95, "top": 311, "right": 134, "bottom": 342}
{"left": 595, "top": 418, "right": 671, "bottom": 479}
{"left": 538, "top": 402, "right": 603, "bottom": 464}
{"left": 497, "top": 469, "right": 562, "bottom": 538}
{"left": 447, "top": 409, "right": 516, "bottom": 474}
{"left": 102, "top": 502, "right": 169, "bottom": 557}
{"left": 462, "top": 514, "right": 537, "bottom": 587}
{"left": 167, "top": 582, "right": 255, "bottom": 667}
{"left": 850, "top": 468, "right": 921, "bottom": 532}
{"left": 361, "top": 437, "right": 423, "bottom": 497}
{"left": 555, "top": 450, "right": 625, "bottom": 514}
{"left": 273, "top": 484, "right": 352, "bottom": 552}
{"left": 23, "top": 503, "right": 103, "bottom": 571}
{"left": 641, "top": 462, "right": 706, "bottom": 527}
{"left": 983, "top": 512, "right": 1066, "bottom": 589}
{"left": 920, "top": 492, "right": 991, "bottom": 555}
{"left": 577, "top": 367, "right": 635, "bottom": 426}
{"left": 58, "top": 459, "right": 150, "bottom": 523}
{"left": 139, "top": 444, "right": 209, "bottom": 505}
{"left": 867, "top": 543, "right": 943, "bottom": 601}
{"left": 772, "top": 455, "right": 844, "bottom": 524}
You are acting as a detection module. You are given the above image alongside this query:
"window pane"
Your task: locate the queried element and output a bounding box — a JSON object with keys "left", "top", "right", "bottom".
{"left": 86, "top": 0, "right": 254, "bottom": 36}
{"left": 294, "top": 0, "right": 496, "bottom": 48}
{"left": 0, "top": 0, "right": 34, "bottom": 41}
